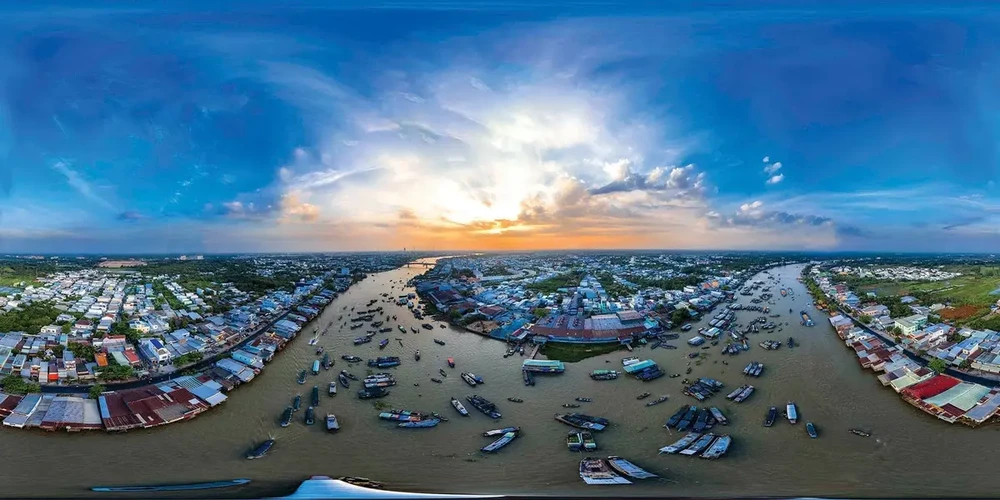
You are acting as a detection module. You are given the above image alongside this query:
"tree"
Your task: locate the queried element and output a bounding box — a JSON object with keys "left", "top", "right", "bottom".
{"left": 99, "top": 364, "right": 135, "bottom": 381}
{"left": 928, "top": 358, "right": 947, "bottom": 374}
{"left": 670, "top": 308, "right": 690, "bottom": 326}
{"left": 533, "top": 308, "right": 549, "bottom": 319}
{"left": 959, "top": 359, "right": 972, "bottom": 370}
{"left": 89, "top": 384, "right": 105, "bottom": 399}
{"left": 859, "top": 314, "right": 872, "bottom": 325}
{"left": 0, "top": 376, "right": 40, "bottom": 395}
{"left": 69, "top": 343, "right": 96, "bottom": 361}
{"left": 51, "top": 345, "right": 64, "bottom": 358}
{"left": 61, "top": 323, "right": 71, "bottom": 334}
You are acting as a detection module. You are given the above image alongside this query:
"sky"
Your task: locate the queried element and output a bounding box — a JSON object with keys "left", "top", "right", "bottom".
{"left": 2, "top": 1, "right": 1000, "bottom": 254}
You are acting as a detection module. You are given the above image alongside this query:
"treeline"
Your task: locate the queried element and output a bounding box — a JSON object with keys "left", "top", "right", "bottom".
{"left": 625, "top": 274, "right": 704, "bottom": 291}
{"left": 527, "top": 270, "right": 586, "bottom": 294}
{"left": 0, "top": 302, "right": 62, "bottom": 333}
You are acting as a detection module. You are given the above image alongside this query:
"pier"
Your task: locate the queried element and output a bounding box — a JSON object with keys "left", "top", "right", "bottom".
{"left": 527, "top": 343, "right": 542, "bottom": 359}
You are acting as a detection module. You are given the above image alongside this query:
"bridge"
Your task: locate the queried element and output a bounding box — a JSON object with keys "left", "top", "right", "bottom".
{"left": 403, "top": 262, "right": 436, "bottom": 268}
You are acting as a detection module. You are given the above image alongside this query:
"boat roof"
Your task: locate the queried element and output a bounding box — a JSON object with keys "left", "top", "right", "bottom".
{"left": 271, "top": 476, "right": 498, "bottom": 499}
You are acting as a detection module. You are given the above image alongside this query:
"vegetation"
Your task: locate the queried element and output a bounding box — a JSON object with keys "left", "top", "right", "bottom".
{"left": 68, "top": 342, "right": 96, "bottom": 361}
{"left": 527, "top": 270, "right": 586, "bottom": 294}
{"left": 626, "top": 273, "right": 703, "bottom": 291}
{"left": 595, "top": 271, "right": 635, "bottom": 299}
{"left": 454, "top": 268, "right": 476, "bottom": 279}
{"left": 539, "top": 342, "right": 623, "bottom": 363}
{"left": 0, "top": 376, "right": 40, "bottom": 394}
{"left": 141, "top": 259, "right": 299, "bottom": 296}
{"left": 99, "top": 363, "right": 135, "bottom": 381}
{"left": 481, "top": 265, "right": 512, "bottom": 276}
{"left": 89, "top": 384, "right": 105, "bottom": 399}
{"left": 172, "top": 351, "right": 204, "bottom": 366}
{"left": 0, "top": 301, "right": 61, "bottom": 334}
{"left": 111, "top": 321, "right": 142, "bottom": 343}
{"left": 0, "top": 260, "right": 82, "bottom": 287}
{"left": 533, "top": 307, "right": 549, "bottom": 319}
{"left": 928, "top": 358, "right": 947, "bottom": 374}
{"left": 670, "top": 308, "right": 690, "bottom": 326}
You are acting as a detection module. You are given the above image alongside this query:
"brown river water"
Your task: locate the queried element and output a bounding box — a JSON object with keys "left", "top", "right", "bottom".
{"left": 2, "top": 261, "right": 999, "bottom": 498}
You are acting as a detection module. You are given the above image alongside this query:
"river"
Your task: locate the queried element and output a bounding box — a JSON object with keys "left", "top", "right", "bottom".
{"left": 2, "top": 261, "right": 999, "bottom": 498}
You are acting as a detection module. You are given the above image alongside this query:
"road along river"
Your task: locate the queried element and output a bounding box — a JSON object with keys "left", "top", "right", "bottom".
{"left": 1, "top": 262, "right": 999, "bottom": 498}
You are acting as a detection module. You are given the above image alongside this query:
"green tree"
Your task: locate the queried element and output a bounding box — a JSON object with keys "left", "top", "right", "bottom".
{"left": 928, "top": 358, "right": 947, "bottom": 374}
{"left": 61, "top": 323, "right": 71, "bottom": 334}
{"left": 533, "top": 308, "right": 549, "bottom": 319}
{"left": 859, "top": 314, "right": 872, "bottom": 325}
{"left": 99, "top": 364, "right": 135, "bottom": 381}
{"left": 89, "top": 384, "right": 105, "bottom": 399}
{"left": 68, "top": 343, "right": 96, "bottom": 361}
{"left": 959, "top": 359, "right": 972, "bottom": 370}
{"left": 0, "top": 376, "right": 40, "bottom": 394}
{"left": 51, "top": 345, "right": 64, "bottom": 358}
{"left": 670, "top": 308, "right": 690, "bottom": 326}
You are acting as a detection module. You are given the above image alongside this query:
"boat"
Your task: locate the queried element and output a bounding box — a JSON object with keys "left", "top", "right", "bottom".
{"left": 367, "top": 356, "right": 401, "bottom": 368}
{"left": 353, "top": 336, "right": 371, "bottom": 345}
{"left": 764, "top": 406, "right": 777, "bottom": 427}
{"left": 341, "top": 355, "right": 362, "bottom": 363}
{"left": 91, "top": 479, "right": 252, "bottom": 493}
{"left": 849, "top": 429, "right": 871, "bottom": 437}
{"left": 606, "top": 456, "right": 657, "bottom": 479}
{"left": 659, "top": 432, "right": 701, "bottom": 454}
{"left": 379, "top": 339, "right": 389, "bottom": 349}
{"left": 451, "top": 397, "right": 469, "bottom": 416}
{"left": 308, "top": 338, "right": 318, "bottom": 346}
{"left": 786, "top": 402, "right": 798, "bottom": 424}
{"left": 292, "top": 394, "right": 302, "bottom": 412}
{"left": 692, "top": 409, "right": 709, "bottom": 432}
{"left": 328, "top": 382, "right": 337, "bottom": 396}
{"left": 434, "top": 339, "right": 446, "bottom": 346}
{"left": 575, "top": 397, "right": 592, "bottom": 403}
{"left": 507, "top": 397, "right": 524, "bottom": 403}
{"left": 581, "top": 431, "right": 597, "bottom": 451}
{"left": 554, "top": 413, "right": 609, "bottom": 432}
{"left": 398, "top": 325, "right": 407, "bottom": 333}
{"left": 439, "top": 369, "right": 448, "bottom": 378}
{"left": 563, "top": 403, "right": 581, "bottom": 408}
{"left": 461, "top": 372, "right": 478, "bottom": 387}
{"left": 246, "top": 439, "right": 275, "bottom": 460}
{"left": 675, "top": 406, "right": 698, "bottom": 431}
{"left": 679, "top": 433, "right": 717, "bottom": 456}
{"left": 321, "top": 353, "right": 332, "bottom": 369}
{"left": 636, "top": 392, "right": 651, "bottom": 400}
{"left": 579, "top": 457, "right": 631, "bottom": 485}
{"left": 481, "top": 431, "right": 518, "bottom": 453}
{"left": 326, "top": 414, "right": 340, "bottom": 432}
{"left": 590, "top": 370, "right": 619, "bottom": 380}
{"left": 806, "top": 422, "right": 818, "bottom": 438}
{"left": 357, "top": 387, "right": 390, "bottom": 399}
{"left": 414, "top": 350, "right": 421, "bottom": 361}
{"left": 344, "top": 372, "right": 359, "bottom": 381}
{"left": 311, "top": 386, "right": 320, "bottom": 407}
{"left": 466, "top": 395, "right": 502, "bottom": 419}
{"left": 279, "top": 407, "right": 293, "bottom": 427}
{"left": 522, "top": 370, "right": 534, "bottom": 386}
{"left": 700, "top": 434, "right": 732, "bottom": 459}
{"left": 297, "top": 370, "right": 306, "bottom": 384}
{"left": 709, "top": 407, "right": 729, "bottom": 425}
{"left": 447, "top": 357, "right": 455, "bottom": 368}
{"left": 305, "top": 407, "right": 315, "bottom": 425}
{"left": 422, "top": 323, "right": 434, "bottom": 330}
{"left": 645, "top": 395, "right": 669, "bottom": 407}
{"left": 399, "top": 418, "right": 441, "bottom": 428}
{"left": 483, "top": 426, "right": 520, "bottom": 437}
{"left": 665, "top": 405, "right": 689, "bottom": 428}
{"left": 312, "top": 360, "right": 320, "bottom": 375}
{"left": 567, "top": 431, "right": 583, "bottom": 451}
{"left": 338, "top": 372, "right": 350, "bottom": 388}
{"left": 430, "top": 378, "right": 442, "bottom": 383}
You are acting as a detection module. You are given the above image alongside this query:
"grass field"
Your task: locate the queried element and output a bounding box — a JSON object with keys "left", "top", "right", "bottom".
{"left": 858, "top": 275, "right": 1000, "bottom": 307}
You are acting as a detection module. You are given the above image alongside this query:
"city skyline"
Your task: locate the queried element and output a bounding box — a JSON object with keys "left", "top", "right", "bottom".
{"left": 3, "top": 2, "right": 999, "bottom": 253}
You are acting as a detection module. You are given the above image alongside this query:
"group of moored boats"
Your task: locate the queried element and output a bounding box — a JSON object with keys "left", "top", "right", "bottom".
{"left": 664, "top": 405, "right": 728, "bottom": 432}
{"left": 659, "top": 432, "right": 732, "bottom": 459}
{"left": 555, "top": 413, "right": 609, "bottom": 432}
{"left": 724, "top": 384, "right": 755, "bottom": 403}
{"left": 579, "top": 456, "right": 658, "bottom": 485}
{"left": 683, "top": 378, "right": 723, "bottom": 401}
{"left": 742, "top": 361, "right": 764, "bottom": 377}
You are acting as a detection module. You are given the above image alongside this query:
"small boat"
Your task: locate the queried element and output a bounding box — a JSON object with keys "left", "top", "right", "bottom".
{"left": 398, "top": 325, "right": 407, "bottom": 333}
{"left": 709, "top": 407, "right": 728, "bottom": 425}
{"left": 92, "top": 479, "right": 252, "bottom": 493}
{"left": 398, "top": 418, "right": 440, "bottom": 428}
{"left": 461, "top": 372, "right": 478, "bottom": 387}
{"left": 636, "top": 393, "right": 651, "bottom": 400}
{"left": 849, "top": 429, "right": 871, "bottom": 437}
{"left": 411, "top": 327, "right": 418, "bottom": 333}
{"left": 357, "top": 387, "right": 390, "bottom": 399}
{"left": 430, "top": 378, "right": 443, "bottom": 383}
{"left": 786, "top": 402, "right": 798, "bottom": 424}
{"left": 344, "top": 372, "right": 359, "bottom": 381}
{"left": 328, "top": 382, "right": 337, "bottom": 396}
{"left": 645, "top": 395, "right": 669, "bottom": 407}
{"left": 305, "top": 407, "right": 315, "bottom": 425}
{"left": 308, "top": 338, "right": 318, "bottom": 346}
{"left": 447, "top": 357, "right": 455, "bottom": 368}
{"left": 579, "top": 457, "right": 631, "bottom": 485}
{"left": 311, "top": 360, "right": 320, "bottom": 375}
{"left": 466, "top": 395, "right": 502, "bottom": 419}
{"left": 315, "top": 347, "right": 324, "bottom": 355}
{"left": 379, "top": 339, "right": 389, "bottom": 349}
{"left": 341, "top": 355, "right": 362, "bottom": 363}
{"left": 563, "top": 403, "right": 581, "bottom": 408}
{"left": 279, "top": 407, "right": 293, "bottom": 427}
{"left": 606, "top": 456, "right": 657, "bottom": 479}
{"left": 246, "top": 439, "right": 275, "bottom": 460}
{"left": 659, "top": 432, "right": 701, "bottom": 454}
{"left": 507, "top": 397, "right": 524, "bottom": 403}
{"left": 414, "top": 350, "right": 421, "bottom": 361}
{"left": 338, "top": 372, "right": 350, "bottom": 388}
{"left": 581, "top": 431, "right": 597, "bottom": 451}
{"left": 439, "top": 369, "right": 448, "bottom": 377}
{"left": 434, "top": 339, "right": 446, "bottom": 346}
{"left": 326, "top": 414, "right": 340, "bottom": 432}
{"left": 297, "top": 370, "right": 306, "bottom": 384}
{"left": 575, "top": 397, "right": 592, "bottom": 403}
{"left": 311, "top": 386, "right": 320, "bottom": 406}
{"left": 806, "top": 422, "right": 818, "bottom": 438}
{"left": 567, "top": 431, "right": 583, "bottom": 451}
{"left": 483, "top": 426, "right": 520, "bottom": 437}
{"left": 292, "top": 394, "right": 302, "bottom": 412}
{"left": 451, "top": 397, "right": 469, "bottom": 416}
{"left": 481, "top": 431, "right": 518, "bottom": 453}
{"left": 700, "top": 434, "right": 731, "bottom": 459}
{"left": 679, "top": 433, "right": 717, "bottom": 456}
{"left": 764, "top": 406, "right": 777, "bottom": 427}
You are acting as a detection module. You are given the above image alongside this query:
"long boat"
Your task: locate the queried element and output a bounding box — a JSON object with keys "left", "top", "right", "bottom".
{"left": 482, "top": 431, "right": 518, "bottom": 453}
{"left": 665, "top": 405, "right": 689, "bottom": 428}
{"left": 679, "top": 433, "right": 717, "bottom": 456}
{"left": 91, "top": 479, "right": 252, "bottom": 493}
{"left": 246, "top": 439, "right": 275, "bottom": 459}
{"left": 659, "top": 432, "right": 701, "bottom": 454}
{"left": 279, "top": 407, "right": 293, "bottom": 427}
{"left": 554, "top": 413, "right": 609, "bottom": 432}
{"left": 312, "top": 360, "right": 320, "bottom": 375}
{"left": 341, "top": 355, "right": 362, "bottom": 363}
{"left": 461, "top": 372, "right": 478, "bottom": 387}
{"left": 466, "top": 395, "right": 501, "bottom": 419}
{"left": 701, "top": 434, "right": 731, "bottom": 459}
{"left": 709, "top": 407, "right": 729, "bottom": 425}
{"left": 764, "top": 406, "right": 777, "bottom": 427}
{"left": 451, "top": 397, "right": 469, "bottom": 416}
{"left": 338, "top": 372, "right": 350, "bottom": 388}
{"left": 398, "top": 418, "right": 440, "bottom": 428}
{"left": 328, "top": 382, "right": 337, "bottom": 396}
{"left": 483, "top": 426, "right": 520, "bottom": 437}
{"left": 786, "top": 402, "right": 798, "bottom": 424}
{"left": 606, "top": 456, "right": 657, "bottom": 479}
{"left": 579, "top": 458, "right": 631, "bottom": 485}
{"left": 311, "top": 386, "right": 320, "bottom": 407}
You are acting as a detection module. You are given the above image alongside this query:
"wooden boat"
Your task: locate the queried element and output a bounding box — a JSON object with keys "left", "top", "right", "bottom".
{"left": 645, "top": 395, "right": 669, "bottom": 407}
{"left": 450, "top": 397, "right": 469, "bottom": 416}
{"left": 575, "top": 397, "right": 592, "bottom": 403}
{"left": 709, "top": 407, "right": 729, "bottom": 425}
{"left": 581, "top": 431, "right": 597, "bottom": 451}
{"left": 430, "top": 378, "right": 442, "bottom": 383}
{"left": 849, "top": 429, "right": 871, "bottom": 437}
{"left": 636, "top": 392, "right": 651, "bottom": 400}
{"left": 92, "top": 479, "right": 251, "bottom": 492}
{"left": 659, "top": 432, "right": 701, "bottom": 454}
{"left": 806, "top": 422, "right": 818, "bottom": 438}
{"left": 447, "top": 357, "right": 455, "bottom": 368}
{"left": 246, "top": 439, "right": 275, "bottom": 459}
{"left": 439, "top": 369, "right": 448, "bottom": 377}
{"left": 567, "top": 431, "right": 583, "bottom": 451}
{"left": 326, "top": 414, "right": 340, "bottom": 432}
{"left": 434, "top": 339, "right": 446, "bottom": 345}
{"left": 764, "top": 406, "right": 777, "bottom": 427}
{"left": 563, "top": 403, "right": 581, "bottom": 408}
{"left": 414, "top": 350, "right": 421, "bottom": 361}
{"left": 606, "top": 456, "right": 657, "bottom": 479}
{"left": 481, "top": 431, "right": 517, "bottom": 453}
{"left": 507, "top": 397, "right": 524, "bottom": 403}
{"left": 305, "top": 407, "right": 315, "bottom": 425}
{"left": 483, "top": 426, "right": 520, "bottom": 437}
{"left": 786, "top": 402, "right": 798, "bottom": 424}
{"left": 579, "top": 458, "right": 631, "bottom": 485}
{"left": 700, "top": 434, "right": 731, "bottom": 459}
{"left": 679, "top": 433, "right": 717, "bottom": 456}
{"left": 328, "top": 382, "right": 337, "bottom": 396}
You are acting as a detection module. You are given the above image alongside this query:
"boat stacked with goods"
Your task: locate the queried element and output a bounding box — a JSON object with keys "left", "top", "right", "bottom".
{"left": 606, "top": 456, "right": 657, "bottom": 479}
{"left": 466, "top": 395, "right": 502, "bottom": 419}
{"left": 579, "top": 457, "right": 631, "bottom": 485}
{"left": 554, "top": 413, "right": 610, "bottom": 432}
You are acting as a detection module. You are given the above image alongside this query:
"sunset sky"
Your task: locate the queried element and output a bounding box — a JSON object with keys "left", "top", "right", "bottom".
{"left": 2, "top": 2, "right": 999, "bottom": 253}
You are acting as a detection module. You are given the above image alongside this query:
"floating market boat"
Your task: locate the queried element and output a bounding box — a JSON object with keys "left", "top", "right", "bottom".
{"left": 607, "top": 456, "right": 657, "bottom": 479}
{"left": 297, "top": 370, "right": 306, "bottom": 384}
{"left": 439, "top": 369, "right": 448, "bottom": 378}
{"left": 786, "top": 402, "right": 798, "bottom": 424}
{"left": 709, "top": 407, "right": 729, "bottom": 425}
{"left": 645, "top": 395, "right": 669, "bottom": 407}
{"left": 430, "top": 378, "right": 442, "bottom": 383}
{"left": 292, "top": 394, "right": 302, "bottom": 412}
{"left": 311, "top": 386, "right": 320, "bottom": 407}
{"left": 679, "top": 433, "right": 717, "bottom": 456}
{"left": 507, "top": 397, "right": 524, "bottom": 403}
{"left": 280, "top": 407, "right": 293, "bottom": 427}
{"left": 461, "top": 372, "right": 478, "bottom": 387}
{"left": 434, "top": 339, "right": 446, "bottom": 346}
{"left": 367, "top": 356, "right": 401, "bottom": 368}
{"left": 764, "top": 406, "right": 777, "bottom": 427}
{"left": 341, "top": 355, "right": 362, "bottom": 363}
{"left": 575, "top": 397, "right": 592, "bottom": 403}
{"left": 806, "top": 422, "right": 817, "bottom": 438}
{"left": 447, "top": 357, "right": 455, "bottom": 368}
{"left": 567, "top": 431, "right": 583, "bottom": 451}
{"left": 481, "top": 431, "right": 517, "bottom": 453}
{"left": 469, "top": 373, "right": 485, "bottom": 384}
{"left": 590, "top": 370, "right": 619, "bottom": 381}
{"left": 451, "top": 397, "right": 469, "bottom": 416}
{"left": 554, "top": 413, "right": 609, "bottom": 432}
{"left": 338, "top": 372, "right": 350, "bottom": 388}
{"left": 399, "top": 418, "right": 440, "bottom": 428}
{"left": 308, "top": 338, "right": 318, "bottom": 346}
{"left": 398, "top": 325, "right": 407, "bottom": 333}
{"left": 92, "top": 479, "right": 252, "bottom": 493}
{"left": 357, "top": 387, "right": 389, "bottom": 399}
{"left": 379, "top": 339, "right": 389, "bottom": 349}
{"left": 659, "top": 432, "right": 701, "bottom": 454}
{"left": 579, "top": 458, "right": 631, "bottom": 485}
{"left": 581, "top": 431, "right": 597, "bottom": 451}
{"left": 328, "top": 382, "right": 337, "bottom": 396}
{"left": 849, "top": 429, "right": 871, "bottom": 437}
{"left": 466, "top": 395, "right": 502, "bottom": 419}
{"left": 326, "top": 414, "right": 340, "bottom": 432}
{"left": 675, "top": 406, "right": 698, "bottom": 431}
{"left": 483, "top": 426, "right": 520, "bottom": 437}
{"left": 379, "top": 410, "right": 429, "bottom": 422}
{"left": 353, "top": 336, "right": 371, "bottom": 345}
{"left": 321, "top": 353, "right": 332, "bottom": 370}
{"left": 312, "top": 360, "right": 320, "bottom": 375}
{"left": 636, "top": 392, "right": 651, "bottom": 400}
{"left": 700, "top": 434, "right": 732, "bottom": 459}
{"left": 305, "top": 407, "right": 315, "bottom": 425}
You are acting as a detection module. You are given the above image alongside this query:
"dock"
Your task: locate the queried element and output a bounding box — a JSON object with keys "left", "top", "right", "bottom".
{"left": 528, "top": 344, "right": 541, "bottom": 359}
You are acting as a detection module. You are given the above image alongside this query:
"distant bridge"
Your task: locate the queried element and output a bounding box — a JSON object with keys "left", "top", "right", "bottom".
{"left": 404, "top": 262, "right": 436, "bottom": 268}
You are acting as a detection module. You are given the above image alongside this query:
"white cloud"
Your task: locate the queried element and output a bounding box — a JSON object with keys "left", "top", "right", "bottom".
{"left": 51, "top": 160, "right": 113, "bottom": 209}
{"left": 764, "top": 161, "right": 782, "bottom": 174}
{"left": 762, "top": 156, "right": 769, "bottom": 163}
{"left": 766, "top": 173, "right": 784, "bottom": 185}
{"left": 739, "top": 200, "right": 764, "bottom": 213}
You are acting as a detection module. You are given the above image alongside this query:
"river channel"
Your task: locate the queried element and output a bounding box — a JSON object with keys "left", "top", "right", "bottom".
{"left": 2, "top": 261, "right": 999, "bottom": 498}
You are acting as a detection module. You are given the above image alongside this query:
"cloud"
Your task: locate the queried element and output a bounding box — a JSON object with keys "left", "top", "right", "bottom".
{"left": 764, "top": 161, "right": 782, "bottom": 175}
{"left": 766, "top": 173, "right": 785, "bottom": 185}
{"left": 51, "top": 160, "right": 113, "bottom": 209}
{"left": 116, "top": 210, "right": 144, "bottom": 222}
{"left": 278, "top": 192, "right": 319, "bottom": 223}
{"left": 762, "top": 156, "right": 769, "bottom": 163}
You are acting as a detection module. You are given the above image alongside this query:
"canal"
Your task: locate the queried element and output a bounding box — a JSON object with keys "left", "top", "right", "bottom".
{"left": 1, "top": 261, "right": 998, "bottom": 498}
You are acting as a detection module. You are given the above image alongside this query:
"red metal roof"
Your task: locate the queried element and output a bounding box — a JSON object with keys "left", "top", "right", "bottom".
{"left": 902, "top": 375, "right": 961, "bottom": 400}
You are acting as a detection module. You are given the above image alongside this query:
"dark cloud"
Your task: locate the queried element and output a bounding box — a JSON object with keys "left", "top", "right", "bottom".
{"left": 942, "top": 216, "right": 986, "bottom": 230}
{"left": 590, "top": 164, "right": 707, "bottom": 197}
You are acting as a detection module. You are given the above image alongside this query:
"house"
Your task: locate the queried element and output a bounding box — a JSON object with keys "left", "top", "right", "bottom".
{"left": 874, "top": 316, "right": 896, "bottom": 331}
{"left": 100, "top": 335, "right": 128, "bottom": 353}
{"left": 860, "top": 305, "right": 889, "bottom": 318}
{"left": 39, "top": 325, "right": 61, "bottom": 335}
{"left": 895, "top": 314, "right": 929, "bottom": 336}
{"left": 139, "top": 338, "right": 171, "bottom": 364}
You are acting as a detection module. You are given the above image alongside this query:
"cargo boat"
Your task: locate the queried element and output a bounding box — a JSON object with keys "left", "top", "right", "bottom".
{"left": 341, "top": 355, "right": 362, "bottom": 363}
{"left": 461, "top": 372, "right": 478, "bottom": 387}
{"left": 590, "top": 370, "right": 620, "bottom": 381}
{"left": 399, "top": 418, "right": 440, "bottom": 428}
{"left": 764, "top": 406, "right": 777, "bottom": 427}
{"left": 312, "top": 360, "right": 320, "bottom": 375}
{"left": 246, "top": 439, "right": 275, "bottom": 459}
{"left": 481, "top": 431, "right": 517, "bottom": 453}
{"left": 579, "top": 457, "right": 631, "bottom": 485}
{"left": 450, "top": 398, "right": 469, "bottom": 416}
{"left": 800, "top": 311, "right": 814, "bottom": 327}
{"left": 305, "top": 407, "right": 315, "bottom": 425}
{"left": 567, "top": 431, "right": 583, "bottom": 451}
{"left": 357, "top": 387, "right": 389, "bottom": 399}
{"left": 326, "top": 414, "right": 340, "bottom": 432}
{"left": 606, "top": 456, "right": 657, "bottom": 479}
{"left": 466, "top": 395, "right": 501, "bottom": 419}
{"left": 581, "top": 431, "right": 597, "bottom": 451}
{"left": 279, "top": 407, "right": 293, "bottom": 427}
{"left": 679, "top": 433, "right": 717, "bottom": 456}
{"left": 367, "top": 356, "right": 401, "bottom": 368}
{"left": 92, "top": 479, "right": 252, "bottom": 493}
{"left": 700, "top": 434, "right": 731, "bottom": 459}
{"left": 787, "top": 402, "right": 798, "bottom": 424}
{"left": 659, "top": 432, "right": 701, "bottom": 454}
{"left": 555, "top": 413, "right": 609, "bottom": 432}
{"left": 483, "top": 426, "right": 520, "bottom": 437}
{"left": 321, "top": 353, "right": 332, "bottom": 370}
{"left": 311, "top": 386, "right": 320, "bottom": 407}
